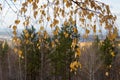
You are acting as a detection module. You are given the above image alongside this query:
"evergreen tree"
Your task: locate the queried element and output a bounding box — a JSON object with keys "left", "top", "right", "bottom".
{"left": 49, "top": 25, "right": 79, "bottom": 80}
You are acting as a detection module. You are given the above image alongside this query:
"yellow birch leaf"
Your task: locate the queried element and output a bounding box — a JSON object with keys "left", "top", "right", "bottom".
{"left": 13, "top": 25, "right": 17, "bottom": 30}
{"left": 43, "top": 4, "right": 47, "bottom": 8}
{"left": 66, "top": 1, "right": 72, "bottom": 8}
{"left": 80, "top": 18, "right": 85, "bottom": 23}
{"left": 51, "top": 41, "right": 55, "bottom": 48}
{"left": 34, "top": 11, "right": 38, "bottom": 18}
{"left": 14, "top": 0, "right": 16, "bottom": 2}
{"left": 17, "top": 38, "right": 21, "bottom": 44}
{"left": 93, "top": 25, "right": 96, "bottom": 33}
{"left": 64, "top": 0, "right": 67, "bottom": 3}
{"left": 18, "top": 50, "right": 22, "bottom": 57}
{"left": 15, "top": 20, "right": 20, "bottom": 24}
{"left": 25, "top": 33, "right": 29, "bottom": 38}
{"left": 111, "top": 52, "right": 115, "bottom": 57}
{"left": 55, "top": 0, "right": 59, "bottom": 5}
{"left": 64, "top": 32, "right": 69, "bottom": 38}
{"left": 13, "top": 31, "right": 17, "bottom": 35}
{"left": 86, "top": 29, "right": 90, "bottom": 34}
{"left": 22, "top": 2, "right": 28, "bottom": 7}
{"left": 75, "top": 48, "right": 81, "bottom": 58}
{"left": 23, "top": 21, "right": 29, "bottom": 26}
{"left": 87, "top": 13, "right": 92, "bottom": 20}
{"left": 23, "top": 29, "right": 28, "bottom": 33}
{"left": 38, "top": 46, "right": 40, "bottom": 49}
{"left": 40, "top": 26, "right": 44, "bottom": 30}
{"left": 62, "top": 10, "right": 65, "bottom": 17}
{"left": 21, "top": 7, "right": 27, "bottom": 13}
{"left": 53, "top": 19, "right": 59, "bottom": 26}
{"left": 32, "top": 2, "right": 38, "bottom": 10}
{"left": 27, "top": 0, "right": 33, "bottom": 3}
{"left": 69, "top": 16, "right": 73, "bottom": 22}
{"left": 73, "top": 27, "right": 78, "bottom": 33}
{"left": 47, "top": 17, "right": 50, "bottom": 21}
{"left": 35, "top": 0, "right": 39, "bottom": 3}
{"left": 44, "top": 31, "right": 48, "bottom": 39}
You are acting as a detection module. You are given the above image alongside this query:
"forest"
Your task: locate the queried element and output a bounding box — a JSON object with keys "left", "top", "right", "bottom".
{"left": 0, "top": 0, "right": 120, "bottom": 80}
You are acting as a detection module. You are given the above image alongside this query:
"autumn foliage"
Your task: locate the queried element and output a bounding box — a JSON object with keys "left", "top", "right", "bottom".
{"left": 0, "top": 0, "right": 119, "bottom": 79}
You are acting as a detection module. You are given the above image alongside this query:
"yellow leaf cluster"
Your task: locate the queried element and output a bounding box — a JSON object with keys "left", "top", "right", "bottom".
{"left": 16, "top": 38, "right": 21, "bottom": 45}
{"left": 34, "top": 11, "right": 38, "bottom": 18}
{"left": 21, "top": 7, "right": 27, "bottom": 13}
{"left": 53, "top": 19, "right": 59, "bottom": 26}
{"left": 61, "top": 10, "right": 65, "bottom": 17}
{"left": 40, "top": 26, "right": 44, "bottom": 30}
{"left": 13, "top": 31, "right": 17, "bottom": 35}
{"left": 23, "top": 29, "right": 30, "bottom": 38}
{"left": 87, "top": 13, "right": 94, "bottom": 20}
{"left": 85, "top": 29, "right": 90, "bottom": 34}
{"left": 41, "top": 10, "right": 46, "bottom": 16}
{"left": 93, "top": 25, "right": 96, "bottom": 33}
{"left": 15, "top": 20, "right": 20, "bottom": 24}
{"left": 69, "top": 16, "right": 73, "bottom": 22}
{"left": 79, "top": 18, "right": 85, "bottom": 23}
{"left": 43, "top": 31, "right": 48, "bottom": 39}
{"left": 53, "top": 30, "right": 58, "bottom": 35}
{"left": 14, "top": 48, "right": 23, "bottom": 58}
{"left": 23, "top": 21, "right": 29, "bottom": 26}
{"left": 55, "top": 0, "right": 59, "bottom": 5}
{"left": 64, "top": 32, "right": 69, "bottom": 38}
{"left": 51, "top": 41, "right": 55, "bottom": 48}
{"left": 73, "top": 27, "right": 78, "bottom": 33}
{"left": 47, "top": 17, "right": 50, "bottom": 21}
{"left": 25, "top": 33, "right": 30, "bottom": 38}
{"left": 53, "top": 26, "right": 59, "bottom": 35}
{"left": 32, "top": 2, "right": 38, "bottom": 10}
{"left": 70, "top": 61, "right": 81, "bottom": 72}
{"left": 18, "top": 50, "right": 22, "bottom": 57}
{"left": 27, "top": 0, "right": 33, "bottom": 3}
{"left": 22, "top": 2, "right": 28, "bottom": 7}
{"left": 75, "top": 48, "right": 81, "bottom": 58}
{"left": 111, "top": 51, "right": 115, "bottom": 57}
{"left": 14, "top": 0, "right": 16, "bottom": 2}
{"left": 64, "top": 0, "right": 67, "bottom": 3}
{"left": 12, "top": 36, "right": 17, "bottom": 42}
{"left": 66, "top": 1, "right": 72, "bottom": 8}
{"left": 35, "top": 0, "right": 39, "bottom": 3}
{"left": 64, "top": 21, "right": 69, "bottom": 26}
{"left": 71, "top": 38, "right": 77, "bottom": 49}
{"left": 13, "top": 25, "right": 17, "bottom": 31}
{"left": 37, "top": 43, "right": 40, "bottom": 49}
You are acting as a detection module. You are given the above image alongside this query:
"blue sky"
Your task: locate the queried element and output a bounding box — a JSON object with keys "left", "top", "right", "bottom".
{"left": 0, "top": 0, "right": 120, "bottom": 32}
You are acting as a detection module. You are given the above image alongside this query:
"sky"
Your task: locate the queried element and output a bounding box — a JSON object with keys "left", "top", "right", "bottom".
{"left": 0, "top": 0, "right": 120, "bottom": 36}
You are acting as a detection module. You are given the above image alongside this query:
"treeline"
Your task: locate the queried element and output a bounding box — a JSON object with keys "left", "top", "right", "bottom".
{"left": 0, "top": 25, "right": 120, "bottom": 80}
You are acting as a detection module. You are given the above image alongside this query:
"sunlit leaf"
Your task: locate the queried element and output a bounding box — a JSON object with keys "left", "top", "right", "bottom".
{"left": 15, "top": 20, "right": 20, "bottom": 24}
